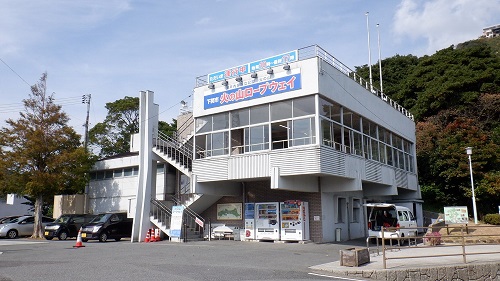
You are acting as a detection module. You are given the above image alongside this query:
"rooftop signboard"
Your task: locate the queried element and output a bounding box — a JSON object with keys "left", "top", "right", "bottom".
{"left": 207, "top": 50, "right": 298, "bottom": 84}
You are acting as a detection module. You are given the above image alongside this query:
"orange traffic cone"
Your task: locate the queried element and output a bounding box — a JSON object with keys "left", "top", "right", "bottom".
{"left": 144, "top": 229, "right": 150, "bottom": 243}
{"left": 151, "top": 228, "right": 157, "bottom": 242}
{"left": 73, "top": 227, "right": 85, "bottom": 248}
{"left": 154, "top": 228, "right": 160, "bottom": 242}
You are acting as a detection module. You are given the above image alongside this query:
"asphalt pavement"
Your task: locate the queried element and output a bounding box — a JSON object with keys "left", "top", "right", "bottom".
{"left": 1, "top": 238, "right": 499, "bottom": 281}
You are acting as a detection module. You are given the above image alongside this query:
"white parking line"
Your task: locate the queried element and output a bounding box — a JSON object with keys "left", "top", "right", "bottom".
{"left": 0, "top": 240, "right": 49, "bottom": 246}
{"left": 308, "top": 272, "right": 368, "bottom": 281}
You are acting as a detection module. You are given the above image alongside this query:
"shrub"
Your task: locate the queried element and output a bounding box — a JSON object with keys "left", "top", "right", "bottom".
{"left": 424, "top": 231, "right": 442, "bottom": 246}
{"left": 483, "top": 214, "right": 500, "bottom": 225}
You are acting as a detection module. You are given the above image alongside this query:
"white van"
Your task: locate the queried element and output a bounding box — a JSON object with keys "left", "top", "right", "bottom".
{"left": 365, "top": 203, "right": 417, "bottom": 240}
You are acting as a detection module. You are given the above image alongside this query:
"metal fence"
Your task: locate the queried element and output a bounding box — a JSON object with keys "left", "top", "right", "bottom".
{"left": 366, "top": 224, "right": 500, "bottom": 269}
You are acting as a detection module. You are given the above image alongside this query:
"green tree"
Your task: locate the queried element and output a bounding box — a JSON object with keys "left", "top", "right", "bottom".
{"left": 0, "top": 73, "right": 94, "bottom": 238}
{"left": 89, "top": 96, "right": 177, "bottom": 157}
{"left": 89, "top": 96, "right": 140, "bottom": 157}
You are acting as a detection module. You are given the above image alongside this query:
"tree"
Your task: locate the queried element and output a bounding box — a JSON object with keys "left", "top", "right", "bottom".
{"left": 89, "top": 96, "right": 177, "bottom": 157}
{"left": 0, "top": 73, "right": 94, "bottom": 238}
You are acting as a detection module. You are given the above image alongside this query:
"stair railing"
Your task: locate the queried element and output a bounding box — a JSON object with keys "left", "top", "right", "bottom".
{"left": 150, "top": 198, "right": 172, "bottom": 230}
{"left": 172, "top": 197, "right": 205, "bottom": 240}
{"left": 154, "top": 130, "right": 193, "bottom": 171}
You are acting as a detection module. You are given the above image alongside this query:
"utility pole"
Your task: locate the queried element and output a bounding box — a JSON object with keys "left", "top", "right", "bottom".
{"left": 82, "top": 94, "right": 91, "bottom": 152}
{"left": 82, "top": 94, "right": 91, "bottom": 213}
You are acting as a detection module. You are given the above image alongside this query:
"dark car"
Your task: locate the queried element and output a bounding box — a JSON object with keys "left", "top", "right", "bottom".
{"left": 44, "top": 214, "right": 96, "bottom": 240}
{"left": 80, "top": 212, "right": 133, "bottom": 242}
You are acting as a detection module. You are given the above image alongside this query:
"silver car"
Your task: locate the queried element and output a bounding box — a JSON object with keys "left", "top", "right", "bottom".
{"left": 0, "top": 215, "right": 54, "bottom": 239}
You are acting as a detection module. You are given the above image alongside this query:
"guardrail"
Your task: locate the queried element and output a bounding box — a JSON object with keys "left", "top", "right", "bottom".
{"left": 367, "top": 225, "right": 500, "bottom": 269}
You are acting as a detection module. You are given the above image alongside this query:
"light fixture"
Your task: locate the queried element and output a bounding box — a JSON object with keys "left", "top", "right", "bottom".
{"left": 180, "top": 100, "right": 186, "bottom": 106}
{"left": 283, "top": 63, "right": 290, "bottom": 71}
{"left": 222, "top": 79, "right": 228, "bottom": 87}
{"left": 208, "top": 83, "right": 215, "bottom": 89}
{"left": 251, "top": 72, "right": 257, "bottom": 78}
{"left": 235, "top": 76, "right": 243, "bottom": 83}
{"left": 267, "top": 68, "right": 274, "bottom": 75}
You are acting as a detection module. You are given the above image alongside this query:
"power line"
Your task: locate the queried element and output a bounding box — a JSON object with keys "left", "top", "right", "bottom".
{"left": 0, "top": 57, "right": 31, "bottom": 87}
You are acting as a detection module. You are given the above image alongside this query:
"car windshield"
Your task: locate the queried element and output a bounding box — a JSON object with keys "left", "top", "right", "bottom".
{"left": 1, "top": 217, "right": 19, "bottom": 224}
{"left": 5, "top": 217, "right": 22, "bottom": 223}
{"left": 54, "top": 215, "right": 71, "bottom": 224}
{"left": 89, "top": 214, "right": 111, "bottom": 223}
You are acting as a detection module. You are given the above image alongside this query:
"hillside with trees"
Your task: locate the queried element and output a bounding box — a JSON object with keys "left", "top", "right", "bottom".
{"left": 357, "top": 36, "right": 500, "bottom": 215}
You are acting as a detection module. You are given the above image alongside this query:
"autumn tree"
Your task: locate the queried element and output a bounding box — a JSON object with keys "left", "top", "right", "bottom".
{"left": 0, "top": 73, "right": 94, "bottom": 238}
{"left": 89, "top": 96, "right": 176, "bottom": 158}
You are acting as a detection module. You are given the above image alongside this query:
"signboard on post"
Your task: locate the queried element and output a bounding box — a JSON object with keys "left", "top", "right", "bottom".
{"left": 444, "top": 206, "right": 469, "bottom": 224}
{"left": 170, "top": 205, "right": 185, "bottom": 237}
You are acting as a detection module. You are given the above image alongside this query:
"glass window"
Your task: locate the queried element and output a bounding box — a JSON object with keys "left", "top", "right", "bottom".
{"left": 248, "top": 125, "right": 269, "bottom": 152}
{"left": 195, "top": 134, "right": 207, "bottom": 159}
{"left": 211, "top": 131, "right": 228, "bottom": 156}
{"left": 250, "top": 104, "right": 269, "bottom": 124}
{"left": 105, "top": 170, "right": 113, "bottom": 179}
{"left": 292, "top": 118, "right": 314, "bottom": 146}
{"left": 387, "top": 147, "right": 394, "bottom": 166}
{"left": 371, "top": 139, "right": 379, "bottom": 161}
{"left": 271, "top": 100, "right": 292, "bottom": 121}
{"left": 293, "top": 96, "right": 315, "bottom": 117}
{"left": 231, "top": 108, "right": 249, "bottom": 128}
{"left": 352, "top": 113, "right": 361, "bottom": 131}
{"left": 321, "top": 119, "right": 332, "bottom": 147}
{"left": 133, "top": 167, "right": 139, "bottom": 175}
{"left": 124, "top": 168, "right": 133, "bottom": 177}
{"left": 353, "top": 131, "right": 363, "bottom": 156}
{"left": 352, "top": 198, "right": 361, "bottom": 223}
{"left": 96, "top": 171, "right": 104, "bottom": 180}
{"left": 343, "top": 109, "right": 353, "bottom": 128}
{"left": 113, "top": 169, "right": 123, "bottom": 178}
{"left": 195, "top": 116, "right": 211, "bottom": 133}
{"left": 90, "top": 172, "right": 96, "bottom": 180}
{"left": 369, "top": 123, "right": 378, "bottom": 138}
{"left": 333, "top": 123, "right": 342, "bottom": 150}
{"left": 379, "top": 143, "right": 387, "bottom": 164}
{"left": 337, "top": 197, "right": 346, "bottom": 223}
{"left": 319, "top": 98, "right": 332, "bottom": 118}
{"left": 157, "top": 164, "right": 164, "bottom": 174}
{"left": 212, "top": 113, "right": 229, "bottom": 131}
{"left": 271, "top": 121, "right": 290, "bottom": 150}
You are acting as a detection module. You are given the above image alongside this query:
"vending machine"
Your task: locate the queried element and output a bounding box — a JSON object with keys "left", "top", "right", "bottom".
{"left": 280, "top": 200, "right": 309, "bottom": 241}
{"left": 255, "top": 202, "right": 280, "bottom": 240}
{"left": 243, "top": 203, "right": 255, "bottom": 241}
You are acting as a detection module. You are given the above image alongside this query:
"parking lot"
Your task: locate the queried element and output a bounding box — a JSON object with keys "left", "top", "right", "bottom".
{"left": 0, "top": 238, "right": 368, "bottom": 281}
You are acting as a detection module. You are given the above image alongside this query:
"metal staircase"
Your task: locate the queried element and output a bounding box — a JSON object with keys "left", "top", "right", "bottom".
{"left": 153, "top": 131, "right": 192, "bottom": 176}
{"left": 150, "top": 198, "right": 205, "bottom": 241}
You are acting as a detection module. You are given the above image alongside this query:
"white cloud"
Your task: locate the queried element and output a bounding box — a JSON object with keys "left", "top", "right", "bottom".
{"left": 393, "top": 0, "right": 500, "bottom": 55}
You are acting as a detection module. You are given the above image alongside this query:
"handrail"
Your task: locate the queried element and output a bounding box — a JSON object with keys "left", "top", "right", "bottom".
{"left": 150, "top": 198, "right": 172, "bottom": 230}
{"left": 379, "top": 225, "right": 500, "bottom": 269}
{"left": 153, "top": 130, "right": 193, "bottom": 172}
{"left": 171, "top": 196, "right": 205, "bottom": 240}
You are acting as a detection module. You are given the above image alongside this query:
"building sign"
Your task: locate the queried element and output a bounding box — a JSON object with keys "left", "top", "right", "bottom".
{"left": 207, "top": 50, "right": 298, "bottom": 83}
{"left": 170, "top": 205, "right": 185, "bottom": 237}
{"left": 204, "top": 73, "right": 301, "bottom": 109}
{"left": 444, "top": 206, "right": 469, "bottom": 224}
{"left": 249, "top": 50, "right": 297, "bottom": 72}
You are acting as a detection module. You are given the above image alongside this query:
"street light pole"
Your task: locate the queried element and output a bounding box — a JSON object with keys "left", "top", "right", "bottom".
{"left": 466, "top": 147, "right": 478, "bottom": 224}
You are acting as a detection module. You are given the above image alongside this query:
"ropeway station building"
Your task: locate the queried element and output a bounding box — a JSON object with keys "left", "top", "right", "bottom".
{"left": 87, "top": 45, "right": 422, "bottom": 243}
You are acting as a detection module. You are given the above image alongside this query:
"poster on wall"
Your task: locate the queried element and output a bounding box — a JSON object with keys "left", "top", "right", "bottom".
{"left": 444, "top": 206, "right": 469, "bottom": 224}
{"left": 217, "top": 203, "right": 242, "bottom": 220}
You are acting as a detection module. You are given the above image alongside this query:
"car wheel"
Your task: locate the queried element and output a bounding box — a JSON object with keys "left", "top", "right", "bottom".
{"left": 114, "top": 237, "right": 121, "bottom": 241}
{"left": 58, "top": 231, "right": 68, "bottom": 240}
{"left": 98, "top": 232, "right": 108, "bottom": 242}
{"left": 7, "top": 229, "right": 18, "bottom": 239}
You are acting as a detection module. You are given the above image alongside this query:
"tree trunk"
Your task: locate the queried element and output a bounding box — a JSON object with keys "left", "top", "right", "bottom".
{"left": 31, "top": 195, "right": 45, "bottom": 239}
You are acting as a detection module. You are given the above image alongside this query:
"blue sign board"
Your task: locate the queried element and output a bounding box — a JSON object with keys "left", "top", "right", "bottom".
{"left": 204, "top": 73, "right": 301, "bottom": 109}
{"left": 207, "top": 50, "right": 298, "bottom": 83}
{"left": 249, "top": 50, "right": 298, "bottom": 72}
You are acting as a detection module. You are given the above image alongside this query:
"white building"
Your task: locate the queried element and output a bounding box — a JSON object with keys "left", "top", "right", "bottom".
{"left": 88, "top": 45, "right": 422, "bottom": 243}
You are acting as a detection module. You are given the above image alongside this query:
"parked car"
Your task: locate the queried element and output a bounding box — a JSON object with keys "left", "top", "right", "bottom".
{"left": 44, "top": 214, "right": 96, "bottom": 240}
{"left": 0, "top": 215, "right": 54, "bottom": 239}
{"left": 80, "top": 212, "right": 133, "bottom": 242}
{"left": 365, "top": 203, "right": 418, "bottom": 241}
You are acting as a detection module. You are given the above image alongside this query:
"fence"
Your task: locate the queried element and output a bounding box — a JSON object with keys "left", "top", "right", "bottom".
{"left": 366, "top": 224, "right": 500, "bottom": 269}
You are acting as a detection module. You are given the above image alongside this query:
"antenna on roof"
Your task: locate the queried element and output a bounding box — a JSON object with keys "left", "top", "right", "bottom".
{"left": 376, "top": 23, "right": 383, "bottom": 94}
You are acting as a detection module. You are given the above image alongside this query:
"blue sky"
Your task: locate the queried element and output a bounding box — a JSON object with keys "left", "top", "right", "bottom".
{"left": 1, "top": 0, "right": 499, "bottom": 137}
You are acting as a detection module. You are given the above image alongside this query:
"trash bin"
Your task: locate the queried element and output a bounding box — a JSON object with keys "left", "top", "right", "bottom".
{"left": 339, "top": 247, "right": 370, "bottom": 267}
